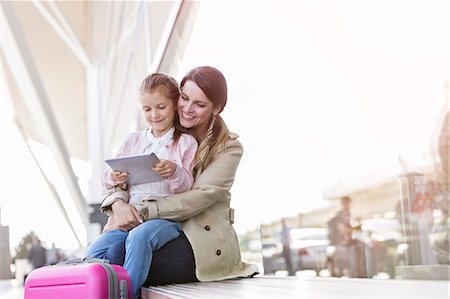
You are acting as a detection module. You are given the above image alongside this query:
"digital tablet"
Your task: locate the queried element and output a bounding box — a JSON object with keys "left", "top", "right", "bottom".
{"left": 105, "top": 153, "right": 165, "bottom": 185}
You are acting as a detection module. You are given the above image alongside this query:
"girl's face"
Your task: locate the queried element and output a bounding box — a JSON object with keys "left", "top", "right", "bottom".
{"left": 140, "top": 90, "right": 176, "bottom": 137}
{"left": 178, "top": 80, "right": 218, "bottom": 134}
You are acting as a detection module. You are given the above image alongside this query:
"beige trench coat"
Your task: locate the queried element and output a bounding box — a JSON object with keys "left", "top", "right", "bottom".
{"left": 101, "top": 132, "right": 259, "bottom": 281}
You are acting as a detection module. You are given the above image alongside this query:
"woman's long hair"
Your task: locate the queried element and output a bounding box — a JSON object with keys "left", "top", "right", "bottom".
{"left": 180, "top": 66, "right": 230, "bottom": 171}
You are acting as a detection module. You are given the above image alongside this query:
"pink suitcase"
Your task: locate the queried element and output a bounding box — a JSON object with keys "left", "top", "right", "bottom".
{"left": 24, "top": 257, "right": 130, "bottom": 299}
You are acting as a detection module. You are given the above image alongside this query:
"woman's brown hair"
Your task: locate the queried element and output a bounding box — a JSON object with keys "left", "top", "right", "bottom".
{"left": 180, "top": 66, "right": 230, "bottom": 171}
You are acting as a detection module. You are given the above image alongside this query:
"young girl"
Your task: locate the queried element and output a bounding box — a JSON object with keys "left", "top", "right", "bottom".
{"left": 86, "top": 73, "right": 198, "bottom": 299}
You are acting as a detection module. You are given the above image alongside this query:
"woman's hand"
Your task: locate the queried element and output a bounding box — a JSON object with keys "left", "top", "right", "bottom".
{"left": 153, "top": 160, "right": 177, "bottom": 177}
{"left": 111, "top": 171, "right": 128, "bottom": 185}
{"left": 110, "top": 200, "right": 143, "bottom": 231}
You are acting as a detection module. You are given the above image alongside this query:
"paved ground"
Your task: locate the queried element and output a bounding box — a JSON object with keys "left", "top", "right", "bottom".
{"left": 0, "top": 280, "right": 23, "bottom": 299}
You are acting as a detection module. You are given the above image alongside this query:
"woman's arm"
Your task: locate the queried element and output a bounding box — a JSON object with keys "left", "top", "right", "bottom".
{"left": 143, "top": 137, "right": 243, "bottom": 222}
{"left": 100, "top": 135, "right": 242, "bottom": 224}
{"left": 101, "top": 184, "right": 130, "bottom": 215}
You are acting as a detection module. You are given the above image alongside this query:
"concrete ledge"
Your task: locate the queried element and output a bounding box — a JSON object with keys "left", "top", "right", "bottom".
{"left": 142, "top": 275, "right": 449, "bottom": 298}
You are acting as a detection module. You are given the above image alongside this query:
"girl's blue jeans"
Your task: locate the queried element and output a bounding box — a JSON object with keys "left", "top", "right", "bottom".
{"left": 85, "top": 219, "right": 181, "bottom": 299}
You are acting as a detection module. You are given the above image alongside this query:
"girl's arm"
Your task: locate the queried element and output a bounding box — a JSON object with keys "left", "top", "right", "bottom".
{"left": 100, "top": 133, "right": 138, "bottom": 209}
{"left": 102, "top": 168, "right": 122, "bottom": 189}
{"left": 102, "top": 136, "right": 130, "bottom": 188}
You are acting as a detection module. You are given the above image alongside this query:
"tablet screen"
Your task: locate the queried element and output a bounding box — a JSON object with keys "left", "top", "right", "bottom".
{"left": 105, "top": 153, "right": 165, "bottom": 185}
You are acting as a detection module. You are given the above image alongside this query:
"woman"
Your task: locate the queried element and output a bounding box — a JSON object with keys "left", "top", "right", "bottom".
{"left": 100, "top": 66, "right": 259, "bottom": 289}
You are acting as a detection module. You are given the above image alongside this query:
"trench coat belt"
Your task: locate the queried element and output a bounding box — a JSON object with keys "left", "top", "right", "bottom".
{"left": 228, "top": 208, "right": 235, "bottom": 224}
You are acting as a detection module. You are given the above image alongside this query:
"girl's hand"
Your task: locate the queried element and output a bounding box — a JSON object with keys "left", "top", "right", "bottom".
{"left": 153, "top": 160, "right": 177, "bottom": 177}
{"left": 111, "top": 171, "right": 128, "bottom": 185}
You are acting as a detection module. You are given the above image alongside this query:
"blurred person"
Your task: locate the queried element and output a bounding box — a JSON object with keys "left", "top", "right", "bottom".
{"left": 98, "top": 66, "right": 258, "bottom": 298}
{"left": 327, "top": 196, "right": 352, "bottom": 247}
{"left": 327, "top": 196, "right": 367, "bottom": 277}
{"left": 46, "top": 242, "right": 62, "bottom": 265}
{"left": 27, "top": 237, "right": 46, "bottom": 270}
{"left": 281, "top": 218, "right": 294, "bottom": 275}
{"left": 85, "top": 73, "right": 198, "bottom": 299}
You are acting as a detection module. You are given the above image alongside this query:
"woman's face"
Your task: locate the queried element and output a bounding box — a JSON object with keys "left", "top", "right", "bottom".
{"left": 140, "top": 90, "right": 175, "bottom": 137}
{"left": 178, "top": 80, "right": 217, "bottom": 132}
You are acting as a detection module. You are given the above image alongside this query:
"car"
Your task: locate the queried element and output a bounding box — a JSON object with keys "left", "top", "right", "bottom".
{"left": 360, "top": 218, "right": 402, "bottom": 278}
{"left": 261, "top": 228, "right": 329, "bottom": 275}
{"left": 289, "top": 228, "right": 329, "bottom": 273}
{"left": 260, "top": 238, "right": 285, "bottom": 274}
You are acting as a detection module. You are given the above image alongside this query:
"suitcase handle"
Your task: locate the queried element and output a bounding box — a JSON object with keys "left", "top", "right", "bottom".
{"left": 58, "top": 257, "right": 111, "bottom": 265}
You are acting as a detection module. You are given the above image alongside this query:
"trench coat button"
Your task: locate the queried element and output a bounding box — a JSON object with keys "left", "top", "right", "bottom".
{"left": 204, "top": 225, "right": 211, "bottom": 231}
{"left": 216, "top": 249, "right": 221, "bottom": 256}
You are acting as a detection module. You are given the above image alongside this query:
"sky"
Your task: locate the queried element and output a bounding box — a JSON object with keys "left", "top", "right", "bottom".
{"left": 0, "top": 0, "right": 449, "bottom": 253}
{"left": 176, "top": 1, "right": 449, "bottom": 233}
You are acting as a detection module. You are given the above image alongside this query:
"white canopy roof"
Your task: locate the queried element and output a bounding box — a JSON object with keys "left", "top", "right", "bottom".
{"left": 1, "top": 0, "right": 199, "bottom": 245}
